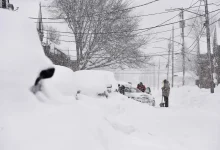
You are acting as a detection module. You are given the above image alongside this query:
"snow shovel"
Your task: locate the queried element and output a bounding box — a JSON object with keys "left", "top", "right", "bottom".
{"left": 160, "top": 96, "right": 165, "bottom": 107}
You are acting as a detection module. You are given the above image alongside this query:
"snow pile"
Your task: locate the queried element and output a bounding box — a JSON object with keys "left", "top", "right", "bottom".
{"left": 0, "top": 10, "right": 134, "bottom": 150}
{"left": 174, "top": 72, "right": 196, "bottom": 87}
{"left": 77, "top": 85, "right": 220, "bottom": 150}
{"left": 170, "top": 85, "right": 220, "bottom": 111}
{"left": 73, "top": 70, "right": 118, "bottom": 96}
{"left": 0, "top": 10, "right": 52, "bottom": 88}
{"left": 45, "top": 65, "right": 77, "bottom": 96}
{"left": 0, "top": 9, "right": 53, "bottom": 111}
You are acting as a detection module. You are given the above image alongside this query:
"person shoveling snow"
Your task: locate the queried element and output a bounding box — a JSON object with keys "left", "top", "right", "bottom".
{"left": 160, "top": 79, "right": 170, "bottom": 107}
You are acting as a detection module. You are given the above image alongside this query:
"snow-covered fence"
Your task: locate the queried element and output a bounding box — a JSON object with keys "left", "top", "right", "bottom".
{"left": 42, "top": 45, "right": 77, "bottom": 71}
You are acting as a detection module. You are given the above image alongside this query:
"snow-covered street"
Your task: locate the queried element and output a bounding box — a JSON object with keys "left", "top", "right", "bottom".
{"left": 1, "top": 83, "right": 220, "bottom": 150}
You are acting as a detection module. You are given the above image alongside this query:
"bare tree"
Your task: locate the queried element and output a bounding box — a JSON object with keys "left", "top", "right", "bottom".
{"left": 49, "top": 0, "right": 151, "bottom": 70}
{"left": 46, "top": 26, "right": 61, "bottom": 45}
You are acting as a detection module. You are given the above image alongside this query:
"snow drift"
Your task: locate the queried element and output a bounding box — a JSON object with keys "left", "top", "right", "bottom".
{"left": 45, "top": 65, "right": 77, "bottom": 96}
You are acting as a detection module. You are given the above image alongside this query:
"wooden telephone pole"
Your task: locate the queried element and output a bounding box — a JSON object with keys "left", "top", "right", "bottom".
{"left": 180, "top": 9, "right": 185, "bottom": 86}
{"left": 158, "top": 59, "right": 160, "bottom": 90}
{"left": 204, "top": 0, "right": 214, "bottom": 93}
{"left": 172, "top": 26, "right": 174, "bottom": 87}
{"left": 167, "top": 39, "right": 171, "bottom": 81}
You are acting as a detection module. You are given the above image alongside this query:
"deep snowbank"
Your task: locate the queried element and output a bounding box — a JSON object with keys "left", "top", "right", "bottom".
{"left": 0, "top": 9, "right": 53, "bottom": 111}
{"left": 78, "top": 85, "right": 220, "bottom": 150}
{"left": 170, "top": 85, "right": 220, "bottom": 112}
{"left": 45, "top": 65, "right": 77, "bottom": 96}
{"left": 0, "top": 10, "right": 52, "bottom": 88}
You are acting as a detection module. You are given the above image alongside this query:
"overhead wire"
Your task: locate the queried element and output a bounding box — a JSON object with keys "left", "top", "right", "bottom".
{"left": 34, "top": 0, "right": 159, "bottom": 19}
{"left": 31, "top": 10, "right": 177, "bottom": 21}
{"left": 185, "top": 0, "right": 202, "bottom": 37}
{"left": 40, "top": 9, "right": 220, "bottom": 35}
{"left": 186, "top": 9, "right": 220, "bottom": 55}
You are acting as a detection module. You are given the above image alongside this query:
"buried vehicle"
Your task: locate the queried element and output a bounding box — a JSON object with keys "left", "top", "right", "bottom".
{"left": 124, "top": 87, "right": 155, "bottom": 106}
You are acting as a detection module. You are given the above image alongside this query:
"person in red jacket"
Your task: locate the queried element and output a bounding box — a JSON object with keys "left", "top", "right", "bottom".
{"left": 137, "top": 82, "right": 146, "bottom": 92}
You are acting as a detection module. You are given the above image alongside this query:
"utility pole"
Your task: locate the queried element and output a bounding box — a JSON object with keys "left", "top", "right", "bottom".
{"left": 46, "top": 31, "right": 49, "bottom": 46}
{"left": 154, "top": 63, "right": 156, "bottom": 90}
{"left": 158, "top": 59, "right": 160, "bottom": 90}
{"left": 197, "top": 35, "right": 201, "bottom": 88}
{"left": 172, "top": 26, "right": 174, "bottom": 87}
{"left": 204, "top": 0, "right": 214, "bottom": 93}
{"left": 167, "top": 39, "right": 171, "bottom": 81}
{"left": 68, "top": 48, "right": 70, "bottom": 58}
{"left": 180, "top": 8, "right": 185, "bottom": 86}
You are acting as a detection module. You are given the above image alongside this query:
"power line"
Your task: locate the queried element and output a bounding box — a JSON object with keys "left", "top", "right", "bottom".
{"left": 114, "top": 0, "right": 159, "bottom": 12}
{"left": 40, "top": 8, "right": 220, "bottom": 35}
{"left": 30, "top": 2, "right": 218, "bottom": 22}
{"left": 45, "top": 24, "right": 191, "bottom": 39}
{"left": 134, "top": 13, "right": 180, "bottom": 35}
{"left": 166, "top": 2, "right": 219, "bottom": 11}
{"left": 210, "top": 18, "right": 219, "bottom": 26}
{"left": 189, "top": 0, "right": 197, "bottom": 7}
{"left": 39, "top": 12, "right": 209, "bottom": 35}
{"left": 67, "top": 52, "right": 181, "bottom": 59}
{"left": 120, "top": 1, "right": 199, "bottom": 35}
{"left": 186, "top": 9, "right": 219, "bottom": 55}
{"left": 38, "top": 0, "right": 159, "bottom": 17}
{"left": 186, "top": 0, "right": 202, "bottom": 37}
{"left": 36, "top": 10, "right": 178, "bottom": 23}
{"left": 43, "top": 37, "right": 76, "bottom": 42}
{"left": 187, "top": 26, "right": 205, "bottom": 54}
{"left": 45, "top": 26, "right": 190, "bottom": 44}
{"left": 42, "top": 12, "right": 219, "bottom": 44}
{"left": 31, "top": 10, "right": 177, "bottom": 21}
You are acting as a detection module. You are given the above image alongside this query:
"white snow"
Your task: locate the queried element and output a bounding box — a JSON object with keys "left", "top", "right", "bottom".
{"left": 174, "top": 71, "right": 197, "bottom": 86}
{"left": 1, "top": 8, "right": 220, "bottom": 150}
{"left": 45, "top": 65, "right": 77, "bottom": 96}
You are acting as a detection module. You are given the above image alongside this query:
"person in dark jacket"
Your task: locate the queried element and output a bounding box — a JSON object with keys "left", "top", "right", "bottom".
{"left": 118, "top": 84, "right": 125, "bottom": 95}
{"left": 161, "top": 79, "right": 170, "bottom": 107}
{"left": 120, "top": 85, "right": 125, "bottom": 95}
{"left": 137, "top": 82, "right": 146, "bottom": 92}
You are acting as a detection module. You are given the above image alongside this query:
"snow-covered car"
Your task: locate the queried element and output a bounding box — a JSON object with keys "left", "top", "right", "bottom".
{"left": 72, "top": 70, "right": 118, "bottom": 98}
{"left": 124, "top": 87, "right": 155, "bottom": 106}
